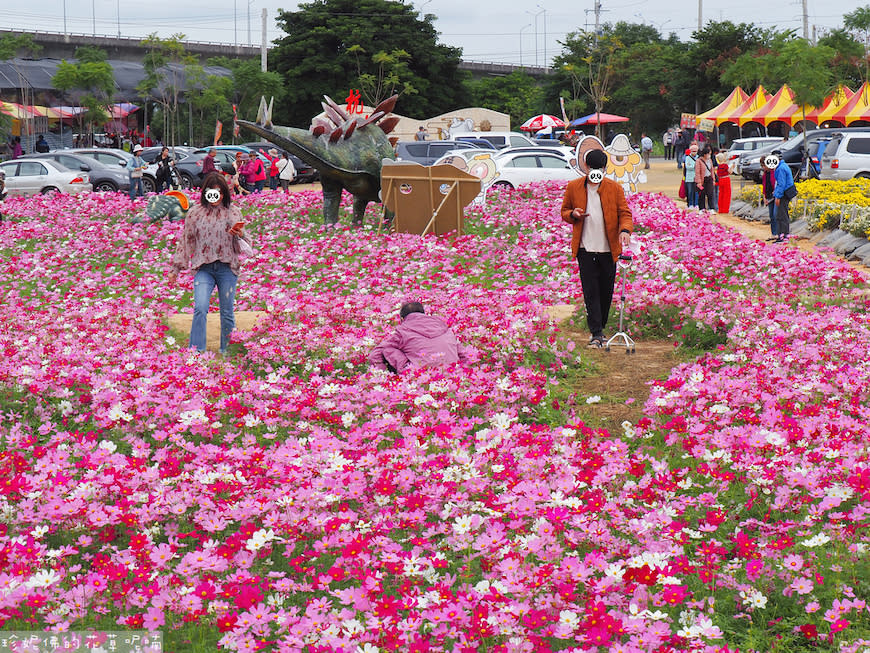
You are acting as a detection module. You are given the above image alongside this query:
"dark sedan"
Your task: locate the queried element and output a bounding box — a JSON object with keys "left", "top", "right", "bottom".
{"left": 18, "top": 151, "right": 130, "bottom": 192}
{"left": 174, "top": 151, "right": 238, "bottom": 189}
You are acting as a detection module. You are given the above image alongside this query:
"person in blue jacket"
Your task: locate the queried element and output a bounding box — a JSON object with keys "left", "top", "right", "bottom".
{"left": 769, "top": 153, "right": 796, "bottom": 243}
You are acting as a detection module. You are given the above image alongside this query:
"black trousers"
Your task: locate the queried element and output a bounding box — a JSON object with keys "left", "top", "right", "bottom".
{"left": 577, "top": 249, "right": 616, "bottom": 337}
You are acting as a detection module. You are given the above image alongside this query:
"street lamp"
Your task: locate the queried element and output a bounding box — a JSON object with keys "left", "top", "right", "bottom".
{"left": 526, "top": 8, "right": 544, "bottom": 68}
{"left": 519, "top": 23, "right": 531, "bottom": 67}
{"left": 248, "top": 0, "right": 255, "bottom": 46}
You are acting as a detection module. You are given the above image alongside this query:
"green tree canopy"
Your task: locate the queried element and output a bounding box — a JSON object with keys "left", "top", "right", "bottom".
{"left": 466, "top": 71, "right": 545, "bottom": 128}
{"left": 52, "top": 48, "right": 115, "bottom": 138}
{"left": 270, "top": 0, "right": 469, "bottom": 124}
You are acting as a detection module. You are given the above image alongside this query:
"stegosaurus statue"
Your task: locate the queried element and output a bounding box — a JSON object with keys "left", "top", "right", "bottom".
{"left": 239, "top": 95, "right": 399, "bottom": 226}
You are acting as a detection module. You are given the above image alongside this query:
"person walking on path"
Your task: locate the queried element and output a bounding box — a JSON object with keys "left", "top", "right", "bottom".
{"left": 415, "top": 126, "right": 428, "bottom": 141}
{"left": 155, "top": 146, "right": 176, "bottom": 192}
{"left": 168, "top": 172, "right": 250, "bottom": 354}
{"left": 127, "top": 143, "right": 147, "bottom": 200}
{"left": 277, "top": 152, "right": 296, "bottom": 192}
{"left": 760, "top": 158, "right": 778, "bottom": 239}
{"left": 771, "top": 154, "right": 797, "bottom": 243}
{"left": 368, "top": 301, "right": 467, "bottom": 372}
{"left": 641, "top": 133, "right": 653, "bottom": 169}
{"left": 560, "top": 149, "right": 634, "bottom": 349}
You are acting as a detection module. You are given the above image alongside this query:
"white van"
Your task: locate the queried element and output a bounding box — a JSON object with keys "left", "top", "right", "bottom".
{"left": 455, "top": 132, "right": 537, "bottom": 149}
{"left": 820, "top": 133, "right": 870, "bottom": 181}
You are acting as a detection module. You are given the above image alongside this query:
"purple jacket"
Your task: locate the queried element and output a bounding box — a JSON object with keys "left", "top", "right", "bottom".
{"left": 368, "top": 313, "right": 466, "bottom": 372}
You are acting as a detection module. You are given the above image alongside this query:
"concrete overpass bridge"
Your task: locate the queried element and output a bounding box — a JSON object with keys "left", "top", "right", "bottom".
{"left": 0, "top": 29, "right": 549, "bottom": 79}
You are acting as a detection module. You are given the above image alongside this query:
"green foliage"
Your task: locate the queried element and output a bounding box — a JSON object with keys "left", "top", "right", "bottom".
{"left": 51, "top": 51, "right": 115, "bottom": 140}
{"left": 270, "top": 0, "right": 469, "bottom": 123}
{"left": 0, "top": 33, "right": 41, "bottom": 59}
{"left": 466, "top": 71, "right": 544, "bottom": 127}
{"left": 348, "top": 46, "right": 418, "bottom": 107}
{"left": 138, "top": 33, "right": 198, "bottom": 145}
{"left": 844, "top": 5, "right": 870, "bottom": 82}
{"left": 819, "top": 29, "right": 865, "bottom": 87}
{"left": 207, "top": 56, "right": 285, "bottom": 123}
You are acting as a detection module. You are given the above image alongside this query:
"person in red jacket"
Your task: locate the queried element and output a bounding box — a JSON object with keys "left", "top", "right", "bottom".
{"left": 201, "top": 148, "right": 218, "bottom": 177}
{"left": 368, "top": 302, "right": 467, "bottom": 373}
{"left": 266, "top": 148, "right": 281, "bottom": 190}
{"left": 243, "top": 153, "right": 267, "bottom": 193}
{"left": 560, "top": 149, "right": 634, "bottom": 348}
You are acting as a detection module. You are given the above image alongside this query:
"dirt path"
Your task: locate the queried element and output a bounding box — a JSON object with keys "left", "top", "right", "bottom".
{"left": 642, "top": 159, "right": 870, "bottom": 272}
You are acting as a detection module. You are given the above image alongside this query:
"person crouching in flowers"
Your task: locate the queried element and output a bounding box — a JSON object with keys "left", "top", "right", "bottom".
{"left": 368, "top": 301, "right": 467, "bottom": 373}
{"left": 168, "top": 172, "right": 250, "bottom": 354}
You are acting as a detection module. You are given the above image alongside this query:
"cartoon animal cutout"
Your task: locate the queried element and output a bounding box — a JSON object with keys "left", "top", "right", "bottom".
{"left": 573, "top": 134, "right": 646, "bottom": 193}
{"left": 438, "top": 153, "right": 499, "bottom": 204}
{"left": 134, "top": 190, "right": 190, "bottom": 223}
{"left": 606, "top": 134, "right": 646, "bottom": 192}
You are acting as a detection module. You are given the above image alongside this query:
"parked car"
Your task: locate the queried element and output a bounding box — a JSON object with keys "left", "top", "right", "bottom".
{"left": 394, "top": 140, "right": 481, "bottom": 166}
{"left": 490, "top": 150, "right": 580, "bottom": 189}
{"left": 0, "top": 158, "right": 91, "bottom": 196}
{"left": 455, "top": 132, "right": 538, "bottom": 149}
{"left": 139, "top": 145, "right": 196, "bottom": 165}
{"left": 738, "top": 127, "right": 870, "bottom": 183}
{"left": 67, "top": 148, "right": 158, "bottom": 193}
{"left": 241, "top": 142, "right": 320, "bottom": 183}
{"left": 19, "top": 151, "right": 129, "bottom": 193}
{"left": 820, "top": 132, "right": 870, "bottom": 180}
{"left": 804, "top": 138, "right": 832, "bottom": 179}
{"left": 494, "top": 146, "right": 576, "bottom": 167}
{"left": 725, "top": 137, "right": 781, "bottom": 173}
{"left": 174, "top": 151, "right": 239, "bottom": 189}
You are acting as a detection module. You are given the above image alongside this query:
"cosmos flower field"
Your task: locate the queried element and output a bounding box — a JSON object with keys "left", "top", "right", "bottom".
{"left": 0, "top": 184, "right": 868, "bottom": 652}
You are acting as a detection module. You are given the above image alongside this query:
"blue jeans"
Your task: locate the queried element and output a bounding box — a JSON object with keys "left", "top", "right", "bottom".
{"left": 129, "top": 176, "right": 143, "bottom": 199}
{"left": 767, "top": 199, "right": 778, "bottom": 236}
{"left": 254, "top": 179, "right": 265, "bottom": 193}
{"left": 685, "top": 181, "right": 697, "bottom": 207}
{"left": 191, "top": 262, "right": 237, "bottom": 353}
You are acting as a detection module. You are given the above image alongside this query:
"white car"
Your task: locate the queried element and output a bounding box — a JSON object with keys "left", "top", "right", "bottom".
{"left": 490, "top": 150, "right": 580, "bottom": 189}
{"left": 0, "top": 158, "right": 91, "bottom": 197}
{"left": 726, "top": 137, "right": 781, "bottom": 173}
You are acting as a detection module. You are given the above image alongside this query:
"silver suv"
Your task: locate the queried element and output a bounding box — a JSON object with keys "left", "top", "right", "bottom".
{"left": 820, "top": 133, "right": 870, "bottom": 181}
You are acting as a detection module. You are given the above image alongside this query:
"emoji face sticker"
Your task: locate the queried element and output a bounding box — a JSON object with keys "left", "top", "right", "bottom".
{"left": 587, "top": 169, "right": 605, "bottom": 184}
{"left": 764, "top": 154, "right": 780, "bottom": 169}
{"left": 204, "top": 188, "right": 222, "bottom": 204}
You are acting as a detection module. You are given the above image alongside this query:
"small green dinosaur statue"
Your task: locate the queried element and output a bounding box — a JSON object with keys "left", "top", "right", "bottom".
{"left": 239, "top": 95, "right": 399, "bottom": 226}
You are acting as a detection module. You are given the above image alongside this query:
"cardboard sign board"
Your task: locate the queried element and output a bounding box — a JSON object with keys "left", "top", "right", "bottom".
{"left": 381, "top": 160, "right": 482, "bottom": 236}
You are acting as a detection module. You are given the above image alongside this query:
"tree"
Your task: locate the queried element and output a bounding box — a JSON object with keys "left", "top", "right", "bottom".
{"left": 270, "top": 0, "right": 469, "bottom": 123}
{"left": 207, "top": 57, "right": 285, "bottom": 123}
{"left": 466, "top": 71, "right": 544, "bottom": 128}
{"left": 138, "top": 34, "right": 198, "bottom": 145}
{"left": 348, "top": 47, "right": 417, "bottom": 108}
{"left": 0, "top": 33, "right": 41, "bottom": 59}
{"left": 844, "top": 5, "right": 870, "bottom": 82}
{"left": 552, "top": 30, "right": 621, "bottom": 139}
{"left": 685, "top": 21, "right": 764, "bottom": 110}
{"left": 819, "top": 29, "right": 865, "bottom": 87}
{"left": 52, "top": 47, "right": 116, "bottom": 145}
{"left": 776, "top": 40, "right": 835, "bottom": 163}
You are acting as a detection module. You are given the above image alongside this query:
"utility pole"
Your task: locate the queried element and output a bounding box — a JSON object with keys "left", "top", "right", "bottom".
{"left": 698, "top": 0, "right": 702, "bottom": 31}
{"left": 594, "top": 0, "right": 602, "bottom": 41}
{"left": 261, "top": 8, "right": 268, "bottom": 72}
{"left": 802, "top": 0, "right": 808, "bottom": 40}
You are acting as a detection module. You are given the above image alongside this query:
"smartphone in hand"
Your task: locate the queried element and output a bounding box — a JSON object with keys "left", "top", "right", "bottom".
{"left": 232, "top": 221, "right": 246, "bottom": 231}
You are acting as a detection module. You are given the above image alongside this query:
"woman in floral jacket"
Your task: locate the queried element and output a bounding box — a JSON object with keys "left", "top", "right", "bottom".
{"left": 169, "top": 173, "right": 251, "bottom": 354}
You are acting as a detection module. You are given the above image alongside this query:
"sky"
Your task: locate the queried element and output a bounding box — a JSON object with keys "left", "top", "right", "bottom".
{"left": 0, "top": 0, "right": 861, "bottom": 68}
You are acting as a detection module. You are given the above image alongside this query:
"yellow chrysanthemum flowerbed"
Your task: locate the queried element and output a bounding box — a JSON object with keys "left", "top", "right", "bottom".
{"left": 738, "top": 178, "right": 870, "bottom": 236}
